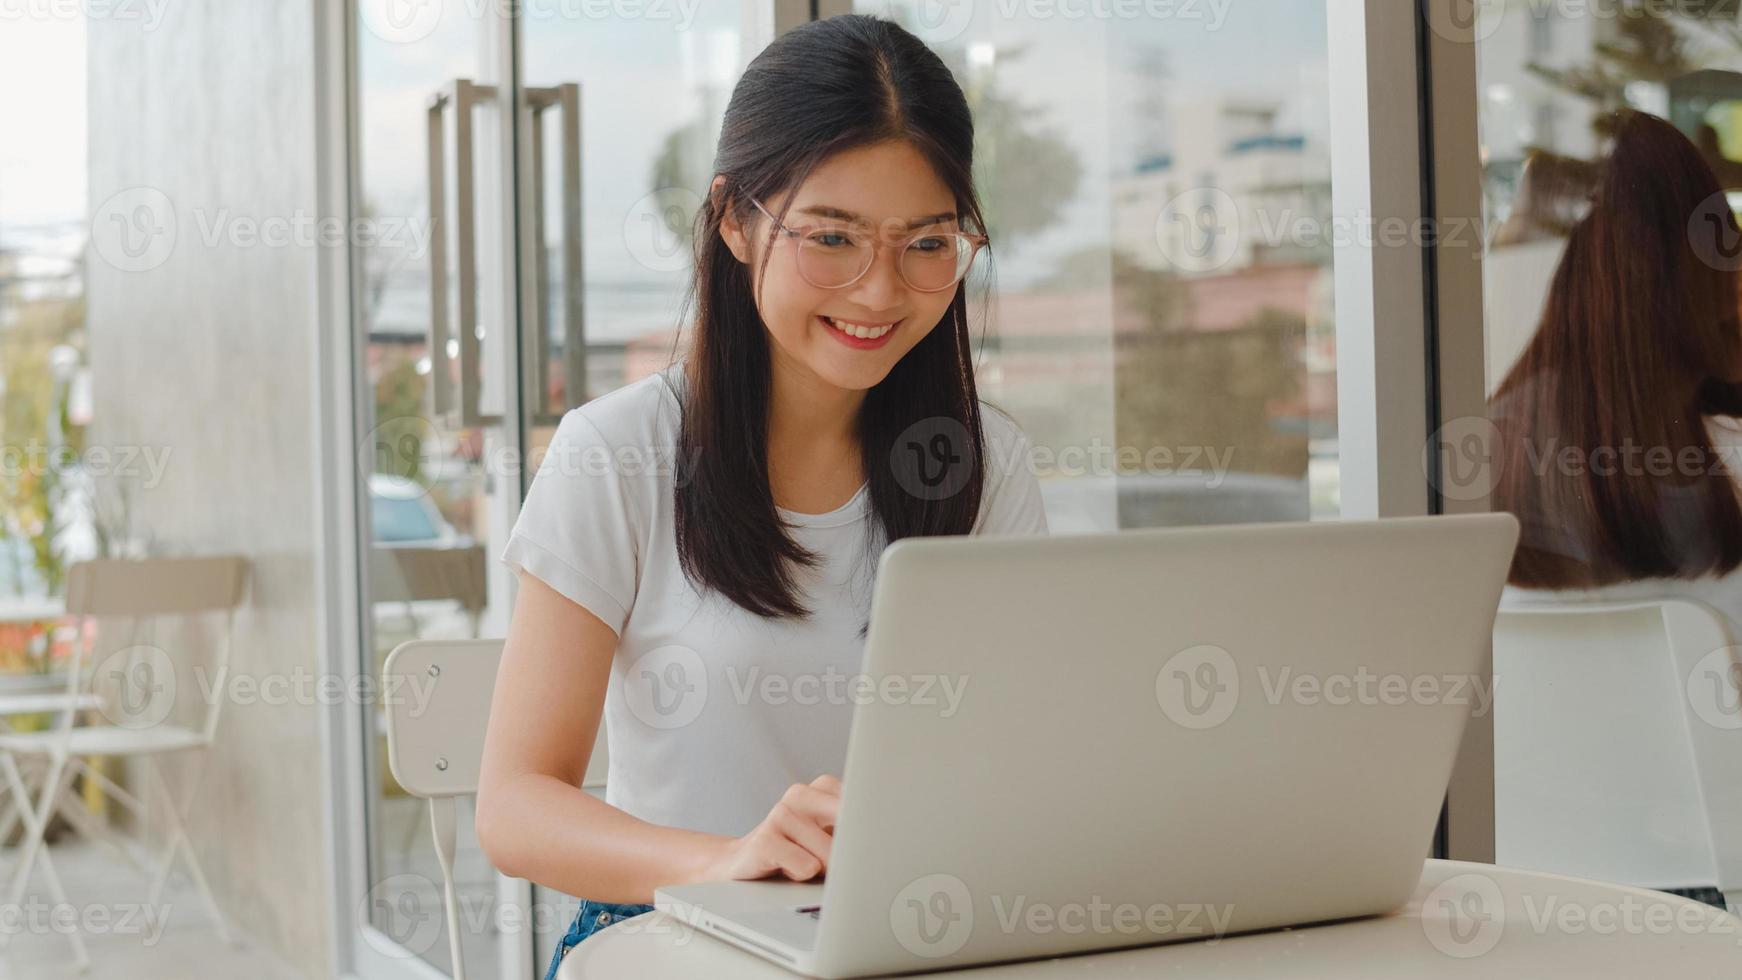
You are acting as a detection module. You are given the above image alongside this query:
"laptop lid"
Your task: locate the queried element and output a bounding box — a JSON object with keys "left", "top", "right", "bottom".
{"left": 809, "top": 513, "right": 1519, "bottom": 977}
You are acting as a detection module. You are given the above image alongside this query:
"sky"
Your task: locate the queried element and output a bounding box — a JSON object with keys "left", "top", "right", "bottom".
{"left": 0, "top": 13, "right": 87, "bottom": 233}
{"left": 0, "top": 0, "right": 1329, "bottom": 275}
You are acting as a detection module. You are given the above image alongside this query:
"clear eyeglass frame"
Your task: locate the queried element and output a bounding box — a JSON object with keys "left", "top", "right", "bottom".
{"left": 749, "top": 197, "right": 988, "bottom": 293}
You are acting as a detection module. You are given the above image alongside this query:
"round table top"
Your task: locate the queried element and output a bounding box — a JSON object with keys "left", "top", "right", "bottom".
{"left": 558, "top": 859, "right": 1742, "bottom": 978}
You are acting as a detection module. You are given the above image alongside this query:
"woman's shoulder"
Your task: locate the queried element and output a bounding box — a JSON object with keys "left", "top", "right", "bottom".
{"left": 977, "top": 401, "right": 1039, "bottom": 488}
{"left": 560, "top": 366, "right": 683, "bottom": 448}
{"left": 539, "top": 367, "right": 683, "bottom": 495}
{"left": 1706, "top": 413, "right": 1742, "bottom": 445}
{"left": 1705, "top": 414, "right": 1742, "bottom": 488}
{"left": 978, "top": 400, "right": 1033, "bottom": 451}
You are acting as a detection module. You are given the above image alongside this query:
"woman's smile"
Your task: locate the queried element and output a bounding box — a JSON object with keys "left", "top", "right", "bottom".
{"left": 818, "top": 314, "right": 901, "bottom": 349}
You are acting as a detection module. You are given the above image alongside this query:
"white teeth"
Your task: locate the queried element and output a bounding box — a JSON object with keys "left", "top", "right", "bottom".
{"left": 823, "top": 316, "right": 893, "bottom": 340}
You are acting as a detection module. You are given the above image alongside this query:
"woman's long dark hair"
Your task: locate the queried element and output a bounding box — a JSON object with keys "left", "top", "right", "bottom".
{"left": 672, "top": 14, "right": 991, "bottom": 620}
{"left": 1490, "top": 109, "right": 1742, "bottom": 587}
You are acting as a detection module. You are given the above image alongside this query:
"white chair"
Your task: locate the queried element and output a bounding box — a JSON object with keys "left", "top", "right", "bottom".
{"left": 369, "top": 544, "right": 488, "bottom": 639}
{"left": 0, "top": 659, "right": 111, "bottom": 862}
{"left": 1494, "top": 598, "right": 1742, "bottom": 914}
{"left": 382, "top": 638, "right": 607, "bottom": 980}
{"left": 0, "top": 555, "right": 248, "bottom": 970}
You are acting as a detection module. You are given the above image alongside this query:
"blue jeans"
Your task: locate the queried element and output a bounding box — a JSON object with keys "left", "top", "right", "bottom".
{"left": 544, "top": 898, "right": 656, "bottom": 980}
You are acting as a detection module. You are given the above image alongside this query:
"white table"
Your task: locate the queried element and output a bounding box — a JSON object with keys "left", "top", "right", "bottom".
{"left": 558, "top": 860, "right": 1742, "bottom": 978}
{"left": 0, "top": 595, "right": 65, "bottom": 625}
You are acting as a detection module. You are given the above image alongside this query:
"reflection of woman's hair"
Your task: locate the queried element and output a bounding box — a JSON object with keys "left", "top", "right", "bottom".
{"left": 1491, "top": 150, "right": 1600, "bottom": 247}
{"left": 675, "top": 15, "right": 992, "bottom": 620}
{"left": 1491, "top": 110, "right": 1742, "bottom": 588}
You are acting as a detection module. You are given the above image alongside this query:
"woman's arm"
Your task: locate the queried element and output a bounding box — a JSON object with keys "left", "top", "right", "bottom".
{"left": 475, "top": 569, "right": 723, "bottom": 904}
{"left": 475, "top": 569, "right": 842, "bottom": 904}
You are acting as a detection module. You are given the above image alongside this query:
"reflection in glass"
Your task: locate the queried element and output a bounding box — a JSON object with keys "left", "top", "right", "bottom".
{"left": 858, "top": 1, "right": 1338, "bottom": 532}
{"left": 1478, "top": 2, "right": 1742, "bottom": 914}
{"left": 354, "top": 4, "right": 497, "bottom": 975}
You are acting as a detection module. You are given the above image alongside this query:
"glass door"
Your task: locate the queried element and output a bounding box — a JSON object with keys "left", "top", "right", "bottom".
{"left": 516, "top": 4, "right": 769, "bottom": 970}
{"left": 352, "top": 3, "right": 514, "bottom": 977}
{"left": 349, "top": 2, "right": 776, "bottom": 976}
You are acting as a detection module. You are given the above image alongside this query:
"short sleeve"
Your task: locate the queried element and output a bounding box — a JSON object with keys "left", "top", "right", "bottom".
{"left": 1708, "top": 415, "right": 1742, "bottom": 492}
{"left": 973, "top": 412, "right": 1050, "bottom": 537}
{"left": 499, "top": 408, "right": 643, "bottom": 635}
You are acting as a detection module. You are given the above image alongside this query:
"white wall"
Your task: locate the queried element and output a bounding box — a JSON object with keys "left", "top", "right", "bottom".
{"left": 85, "top": 2, "right": 333, "bottom": 976}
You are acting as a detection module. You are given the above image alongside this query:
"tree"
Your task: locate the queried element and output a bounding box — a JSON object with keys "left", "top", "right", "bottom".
{"left": 1114, "top": 270, "right": 1308, "bottom": 483}
{"left": 0, "top": 278, "right": 85, "bottom": 598}
{"left": 1526, "top": 0, "right": 1742, "bottom": 143}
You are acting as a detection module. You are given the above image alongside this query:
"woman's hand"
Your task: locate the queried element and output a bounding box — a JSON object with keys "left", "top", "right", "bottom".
{"left": 700, "top": 775, "right": 842, "bottom": 883}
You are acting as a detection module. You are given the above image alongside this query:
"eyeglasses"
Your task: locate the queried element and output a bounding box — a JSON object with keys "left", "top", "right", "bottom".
{"left": 749, "top": 197, "right": 987, "bottom": 293}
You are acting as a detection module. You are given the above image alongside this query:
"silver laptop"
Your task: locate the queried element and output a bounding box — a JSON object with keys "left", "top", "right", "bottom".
{"left": 656, "top": 513, "right": 1520, "bottom": 978}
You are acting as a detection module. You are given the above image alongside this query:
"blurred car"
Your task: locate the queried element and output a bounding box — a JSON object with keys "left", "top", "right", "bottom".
{"left": 368, "top": 474, "right": 464, "bottom": 547}
{"left": 367, "top": 474, "right": 480, "bottom": 644}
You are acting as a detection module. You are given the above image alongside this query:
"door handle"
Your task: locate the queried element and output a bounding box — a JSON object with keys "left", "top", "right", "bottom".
{"left": 426, "top": 78, "right": 502, "bottom": 430}
{"left": 523, "top": 83, "right": 586, "bottom": 426}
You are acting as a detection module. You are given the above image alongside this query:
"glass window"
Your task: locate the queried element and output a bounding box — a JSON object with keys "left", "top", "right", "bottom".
{"left": 1475, "top": 1, "right": 1742, "bottom": 911}
{"left": 0, "top": 13, "right": 97, "bottom": 673}
{"left": 856, "top": 0, "right": 1340, "bottom": 532}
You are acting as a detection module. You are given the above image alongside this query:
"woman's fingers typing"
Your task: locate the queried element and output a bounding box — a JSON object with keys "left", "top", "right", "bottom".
{"left": 703, "top": 777, "right": 843, "bottom": 884}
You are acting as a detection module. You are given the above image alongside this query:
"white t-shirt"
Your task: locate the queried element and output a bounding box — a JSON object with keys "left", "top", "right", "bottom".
{"left": 1501, "top": 414, "right": 1742, "bottom": 643}
{"left": 499, "top": 364, "right": 1049, "bottom": 837}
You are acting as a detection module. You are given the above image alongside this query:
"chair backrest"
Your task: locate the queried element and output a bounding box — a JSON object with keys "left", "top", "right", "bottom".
{"left": 1494, "top": 598, "right": 1742, "bottom": 902}
{"left": 370, "top": 545, "right": 487, "bottom": 613}
{"left": 65, "top": 555, "right": 249, "bottom": 617}
{"left": 383, "top": 639, "right": 502, "bottom": 798}
{"left": 381, "top": 638, "right": 608, "bottom": 980}
{"left": 383, "top": 638, "right": 608, "bottom": 799}
{"left": 62, "top": 556, "right": 249, "bottom": 743}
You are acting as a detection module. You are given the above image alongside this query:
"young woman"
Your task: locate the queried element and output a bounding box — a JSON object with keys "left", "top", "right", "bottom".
{"left": 1490, "top": 110, "right": 1742, "bottom": 637}
{"left": 474, "top": 16, "right": 1048, "bottom": 979}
